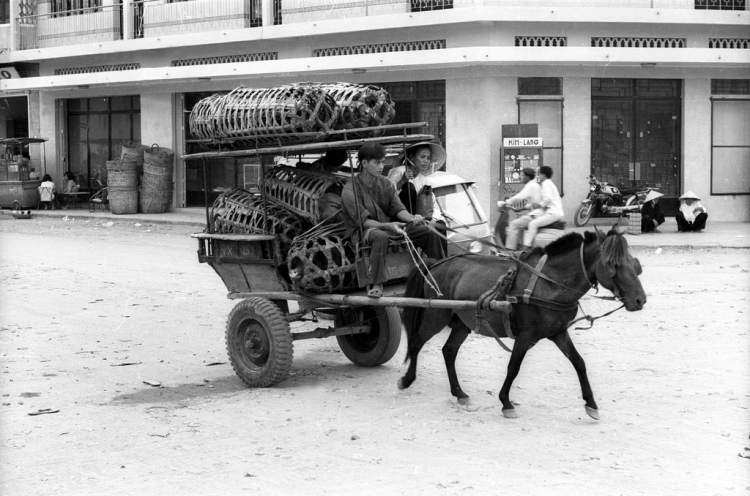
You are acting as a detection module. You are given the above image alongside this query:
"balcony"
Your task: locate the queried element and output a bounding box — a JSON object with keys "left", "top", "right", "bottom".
{"left": 18, "top": 4, "right": 121, "bottom": 50}
{"left": 142, "top": 0, "right": 262, "bottom": 38}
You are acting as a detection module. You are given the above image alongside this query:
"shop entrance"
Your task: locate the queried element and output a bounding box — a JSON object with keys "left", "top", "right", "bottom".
{"left": 591, "top": 79, "right": 681, "bottom": 214}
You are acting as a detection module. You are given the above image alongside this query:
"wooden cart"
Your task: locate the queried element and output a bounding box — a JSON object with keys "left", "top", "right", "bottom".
{"left": 185, "top": 126, "right": 510, "bottom": 387}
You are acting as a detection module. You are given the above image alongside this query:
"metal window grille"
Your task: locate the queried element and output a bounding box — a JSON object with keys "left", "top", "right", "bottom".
{"left": 711, "top": 79, "right": 750, "bottom": 95}
{"left": 172, "top": 53, "right": 278, "bottom": 66}
{"left": 411, "top": 0, "right": 453, "bottom": 11}
{"left": 694, "top": 0, "right": 746, "bottom": 10}
{"left": 591, "top": 37, "right": 686, "bottom": 48}
{"left": 274, "top": 0, "right": 282, "bottom": 25}
{"left": 709, "top": 38, "right": 750, "bottom": 49}
{"left": 314, "top": 40, "right": 446, "bottom": 57}
{"left": 51, "top": 0, "right": 102, "bottom": 16}
{"left": 515, "top": 37, "right": 567, "bottom": 47}
{"left": 55, "top": 64, "right": 140, "bottom": 75}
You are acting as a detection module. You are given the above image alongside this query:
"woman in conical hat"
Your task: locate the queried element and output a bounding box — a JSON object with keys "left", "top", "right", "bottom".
{"left": 677, "top": 190, "right": 708, "bottom": 232}
{"left": 641, "top": 189, "right": 665, "bottom": 233}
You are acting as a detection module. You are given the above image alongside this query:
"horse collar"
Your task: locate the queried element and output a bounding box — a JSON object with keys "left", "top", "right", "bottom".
{"left": 580, "top": 242, "right": 597, "bottom": 291}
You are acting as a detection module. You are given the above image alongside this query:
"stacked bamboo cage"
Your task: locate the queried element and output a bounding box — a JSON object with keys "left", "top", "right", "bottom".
{"left": 189, "top": 82, "right": 396, "bottom": 148}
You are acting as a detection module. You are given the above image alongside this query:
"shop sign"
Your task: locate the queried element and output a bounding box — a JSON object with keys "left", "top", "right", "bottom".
{"left": 503, "top": 137, "right": 543, "bottom": 147}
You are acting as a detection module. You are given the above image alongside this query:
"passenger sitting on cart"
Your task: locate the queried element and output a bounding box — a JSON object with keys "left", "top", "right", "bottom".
{"left": 341, "top": 142, "right": 446, "bottom": 298}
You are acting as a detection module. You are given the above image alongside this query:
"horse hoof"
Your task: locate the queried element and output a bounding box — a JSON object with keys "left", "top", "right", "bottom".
{"left": 502, "top": 408, "right": 518, "bottom": 419}
{"left": 457, "top": 397, "right": 470, "bottom": 406}
{"left": 397, "top": 378, "right": 406, "bottom": 390}
{"left": 585, "top": 406, "right": 600, "bottom": 420}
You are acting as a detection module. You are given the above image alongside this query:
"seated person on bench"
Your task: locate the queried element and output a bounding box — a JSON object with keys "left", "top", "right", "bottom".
{"left": 340, "top": 142, "right": 446, "bottom": 298}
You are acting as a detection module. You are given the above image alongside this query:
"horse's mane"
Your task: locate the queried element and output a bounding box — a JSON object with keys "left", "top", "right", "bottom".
{"left": 542, "top": 231, "right": 585, "bottom": 258}
{"left": 600, "top": 229, "right": 628, "bottom": 265}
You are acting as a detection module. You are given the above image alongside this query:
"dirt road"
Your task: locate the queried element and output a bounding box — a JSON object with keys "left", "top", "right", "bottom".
{"left": 1, "top": 215, "right": 748, "bottom": 495}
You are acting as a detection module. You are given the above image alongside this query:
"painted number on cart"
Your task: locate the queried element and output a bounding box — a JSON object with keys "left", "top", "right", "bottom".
{"left": 220, "top": 245, "right": 235, "bottom": 257}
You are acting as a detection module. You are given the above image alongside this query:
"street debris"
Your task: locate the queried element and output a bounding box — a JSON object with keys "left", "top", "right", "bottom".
{"left": 29, "top": 408, "right": 60, "bottom": 416}
{"left": 110, "top": 362, "right": 141, "bottom": 367}
{"left": 143, "top": 380, "right": 162, "bottom": 387}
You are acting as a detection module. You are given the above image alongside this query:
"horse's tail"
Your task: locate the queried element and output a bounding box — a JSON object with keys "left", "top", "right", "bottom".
{"left": 402, "top": 266, "right": 426, "bottom": 366}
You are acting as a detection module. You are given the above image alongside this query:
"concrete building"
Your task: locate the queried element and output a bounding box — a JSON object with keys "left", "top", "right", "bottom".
{"left": 1, "top": 0, "right": 748, "bottom": 221}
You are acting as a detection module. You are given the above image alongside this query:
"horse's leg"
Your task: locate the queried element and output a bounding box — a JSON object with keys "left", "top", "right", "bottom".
{"left": 397, "top": 309, "right": 452, "bottom": 391}
{"left": 498, "top": 331, "right": 535, "bottom": 418}
{"left": 548, "top": 330, "right": 599, "bottom": 420}
{"left": 442, "top": 317, "right": 471, "bottom": 405}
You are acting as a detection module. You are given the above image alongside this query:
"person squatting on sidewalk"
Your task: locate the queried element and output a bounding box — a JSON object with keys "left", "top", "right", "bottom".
{"left": 340, "top": 142, "right": 446, "bottom": 298}
{"left": 676, "top": 190, "right": 708, "bottom": 232}
{"left": 498, "top": 166, "right": 564, "bottom": 251}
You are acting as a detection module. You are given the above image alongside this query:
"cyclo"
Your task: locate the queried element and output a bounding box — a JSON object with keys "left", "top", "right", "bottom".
{"left": 184, "top": 125, "right": 510, "bottom": 388}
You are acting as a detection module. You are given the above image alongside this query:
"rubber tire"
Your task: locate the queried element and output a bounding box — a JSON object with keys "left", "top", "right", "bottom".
{"left": 226, "top": 297, "right": 293, "bottom": 388}
{"left": 574, "top": 203, "right": 594, "bottom": 227}
{"left": 335, "top": 306, "right": 402, "bottom": 367}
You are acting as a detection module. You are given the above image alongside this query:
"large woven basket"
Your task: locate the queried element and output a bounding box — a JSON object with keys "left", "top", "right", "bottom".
{"left": 139, "top": 186, "right": 172, "bottom": 214}
{"left": 108, "top": 188, "right": 138, "bottom": 215}
{"left": 141, "top": 171, "right": 173, "bottom": 190}
{"left": 107, "top": 169, "right": 138, "bottom": 189}
{"left": 106, "top": 158, "right": 137, "bottom": 172}
{"left": 143, "top": 144, "right": 174, "bottom": 169}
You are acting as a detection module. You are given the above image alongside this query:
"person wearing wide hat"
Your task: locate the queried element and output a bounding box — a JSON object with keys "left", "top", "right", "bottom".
{"left": 676, "top": 190, "right": 708, "bottom": 232}
{"left": 387, "top": 141, "right": 448, "bottom": 252}
{"left": 640, "top": 190, "right": 665, "bottom": 233}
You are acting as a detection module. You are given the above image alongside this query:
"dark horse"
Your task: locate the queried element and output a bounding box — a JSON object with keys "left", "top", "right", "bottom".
{"left": 398, "top": 226, "right": 646, "bottom": 419}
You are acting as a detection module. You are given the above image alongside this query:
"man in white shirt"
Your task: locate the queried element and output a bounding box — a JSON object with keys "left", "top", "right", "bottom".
{"left": 497, "top": 167, "right": 543, "bottom": 250}
{"left": 523, "top": 165, "right": 565, "bottom": 249}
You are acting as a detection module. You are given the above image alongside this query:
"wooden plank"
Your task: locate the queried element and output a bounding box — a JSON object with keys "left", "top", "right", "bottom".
{"left": 192, "top": 233, "right": 276, "bottom": 242}
{"left": 227, "top": 291, "right": 512, "bottom": 312}
{"left": 182, "top": 134, "right": 436, "bottom": 161}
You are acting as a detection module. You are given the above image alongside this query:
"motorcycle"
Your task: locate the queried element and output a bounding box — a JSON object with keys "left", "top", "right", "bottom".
{"left": 573, "top": 175, "right": 656, "bottom": 227}
{"left": 493, "top": 203, "right": 566, "bottom": 250}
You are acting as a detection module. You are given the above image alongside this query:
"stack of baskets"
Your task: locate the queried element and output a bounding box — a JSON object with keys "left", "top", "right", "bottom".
{"left": 106, "top": 159, "right": 139, "bottom": 214}
{"left": 120, "top": 141, "right": 149, "bottom": 177}
{"left": 140, "top": 144, "right": 174, "bottom": 214}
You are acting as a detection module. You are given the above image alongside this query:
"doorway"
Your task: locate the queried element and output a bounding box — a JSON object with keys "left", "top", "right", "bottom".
{"left": 591, "top": 79, "right": 681, "bottom": 214}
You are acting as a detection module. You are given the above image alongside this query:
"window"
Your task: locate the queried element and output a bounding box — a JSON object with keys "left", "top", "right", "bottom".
{"left": 51, "top": 0, "right": 101, "bottom": 16}
{"left": 711, "top": 80, "right": 750, "bottom": 195}
{"left": 695, "top": 0, "right": 746, "bottom": 10}
{"left": 1, "top": 0, "right": 10, "bottom": 24}
{"left": 518, "top": 78, "right": 564, "bottom": 193}
{"left": 411, "top": 0, "right": 452, "bottom": 12}
{"left": 66, "top": 96, "right": 140, "bottom": 189}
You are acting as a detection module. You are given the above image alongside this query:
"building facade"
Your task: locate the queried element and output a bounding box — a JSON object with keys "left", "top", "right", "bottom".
{"left": 1, "top": 0, "right": 748, "bottom": 221}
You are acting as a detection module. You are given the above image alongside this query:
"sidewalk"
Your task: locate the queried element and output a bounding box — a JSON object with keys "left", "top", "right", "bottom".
{"left": 3, "top": 207, "right": 749, "bottom": 249}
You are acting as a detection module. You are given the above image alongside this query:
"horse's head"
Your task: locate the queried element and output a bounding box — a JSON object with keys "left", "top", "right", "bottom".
{"left": 593, "top": 225, "right": 646, "bottom": 311}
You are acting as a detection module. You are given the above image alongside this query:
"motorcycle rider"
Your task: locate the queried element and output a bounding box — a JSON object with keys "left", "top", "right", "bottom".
{"left": 497, "top": 167, "right": 543, "bottom": 251}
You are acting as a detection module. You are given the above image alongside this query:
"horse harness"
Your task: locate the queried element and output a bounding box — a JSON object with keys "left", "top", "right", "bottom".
{"left": 475, "top": 242, "right": 622, "bottom": 352}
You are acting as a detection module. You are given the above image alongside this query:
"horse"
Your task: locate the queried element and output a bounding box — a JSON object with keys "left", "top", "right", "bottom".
{"left": 398, "top": 225, "right": 646, "bottom": 419}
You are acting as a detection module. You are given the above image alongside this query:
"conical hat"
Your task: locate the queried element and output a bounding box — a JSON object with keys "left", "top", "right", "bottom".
{"left": 404, "top": 142, "right": 447, "bottom": 171}
{"left": 679, "top": 190, "right": 701, "bottom": 201}
{"left": 644, "top": 190, "right": 664, "bottom": 203}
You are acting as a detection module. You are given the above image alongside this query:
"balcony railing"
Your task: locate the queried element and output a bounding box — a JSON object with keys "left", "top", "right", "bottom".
{"left": 142, "top": 0, "right": 262, "bottom": 38}
{"left": 18, "top": 3, "right": 120, "bottom": 50}
{"left": 694, "top": 0, "right": 746, "bottom": 9}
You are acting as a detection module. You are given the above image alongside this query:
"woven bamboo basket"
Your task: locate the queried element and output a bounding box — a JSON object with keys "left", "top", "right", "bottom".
{"left": 107, "top": 169, "right": 138, "bottom": 189}
{"left": 628, "top": 212, "right": 642, "bottom": 235}
{"left": 106, "top": 158, "right": 137, "bottom": 172}
{"left": 139, "top": 186, "right": 172, "bottom": 214}
{"left": 264, "top": 166, "right": 343, "bottom": 224}
{"left": 211, "top": 188, "right": 309, "bottom": 258}
{"left": 286, "top": 222, "right": 358, "bottom": 294}
{"left": 120, "top": 141, "right": 149, "bottom": 175}
{"left": 143, "top": 144, "right": 175, "bottom": 170}
{"left": 141, "top": 171, "right": 172, "bottom": 190}
{"left": 108, "top": 188, "right": 138, "bottom": 215}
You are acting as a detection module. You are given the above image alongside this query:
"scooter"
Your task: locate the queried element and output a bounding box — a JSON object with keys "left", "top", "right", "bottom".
{"left": 493, "top": 204, "right": 566, "bottom": 251}
{"left": 574, "top": 175, "right": 654, "bottom": 227}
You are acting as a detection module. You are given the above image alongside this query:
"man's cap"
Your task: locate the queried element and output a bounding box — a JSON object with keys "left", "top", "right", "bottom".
{"left": 523, "top": 167, "right": 536, "bottom": 178}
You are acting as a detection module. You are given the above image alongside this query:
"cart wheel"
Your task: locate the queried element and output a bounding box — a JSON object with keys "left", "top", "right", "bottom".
{"left": 226, "top": 297, "right": 293, "bottom": 387}
{"left": 335, "top": 306, "right": 401, "bottom": 366}
{"left": 574, "top": 203, "right": 594, "bottom": 227}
